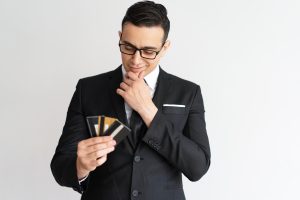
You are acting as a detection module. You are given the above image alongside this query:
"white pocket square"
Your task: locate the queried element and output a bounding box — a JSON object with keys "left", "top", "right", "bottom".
{"left": 163, "top": 104, "right": 185, "bottom": 108}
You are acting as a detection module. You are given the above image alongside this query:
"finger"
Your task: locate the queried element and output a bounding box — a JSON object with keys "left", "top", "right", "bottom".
{"left": 116, "top": 88, "right": 125, "bottom": 97}
{"left": 83, "top": 140, "right": 116, "bottom": 155}
{"left": 90, "top": 146, "right": 115, "bottom": 160}
{"left": 78, "top": 139, "right": 116, "bottom": 158}
{"left": 126, "top": 71, "right": 138, "bottom": 81}
{"left": 96, "top": 155, "right": 107, "bottom": 166}
{"left": 120, "top": 82, "right": 130, "bottom": 91}
{"left": 138, "top": 70, "right": 145, "bottom": 79}
{"left": 123, "top": 78, "right": 134, "bottom": 86}
{"left": 79, "top": 136, "right": 113, "bottom": 148}
{"left": 78, "top": 146, "right": 115, "bottom": 170}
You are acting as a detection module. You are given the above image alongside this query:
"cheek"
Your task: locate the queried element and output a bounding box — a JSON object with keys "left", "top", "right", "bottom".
{"left": 121, "top": 54, "right": 128, "bottom": 61}
{"left": 144, "top": 60, "right": 152, "bottom": 67}
{"left": 121, "top": 55, "right": 132, "bottom": 66}
{"left": 147, "top": 58, "right": 159, "bottom": 67}
{"left": 145, "top": 61, "right": 158, "bottom": 72}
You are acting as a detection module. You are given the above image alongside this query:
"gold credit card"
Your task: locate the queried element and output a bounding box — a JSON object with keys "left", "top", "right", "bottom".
{"left": 103, "top": 117, "right": 116, "bottom": 132}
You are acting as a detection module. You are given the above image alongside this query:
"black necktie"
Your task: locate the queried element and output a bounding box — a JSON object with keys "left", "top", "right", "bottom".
{"left": 129, "top": 79, "right": 148, "bottom": 148}
{"left": 129, "top": 110, "right": 146, "bottom": 148}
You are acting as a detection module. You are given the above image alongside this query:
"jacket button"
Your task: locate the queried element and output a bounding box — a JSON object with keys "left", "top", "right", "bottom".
{"left": 134, "top": 156, "right": 141, "bottom": 162}
{"left": 132, "top": 190, "right": 139, "bottom": 197}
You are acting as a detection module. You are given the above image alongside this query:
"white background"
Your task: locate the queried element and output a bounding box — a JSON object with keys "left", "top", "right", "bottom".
{"left": 0, "top": 0, "right": 299, "bottom": 199}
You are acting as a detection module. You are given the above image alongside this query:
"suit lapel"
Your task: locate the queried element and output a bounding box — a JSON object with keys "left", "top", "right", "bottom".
{"left": 108, "top": 66, "right": 128, "bottom": 125}
{"left": 152, "top": 67, "right": 171, "bottom": 109}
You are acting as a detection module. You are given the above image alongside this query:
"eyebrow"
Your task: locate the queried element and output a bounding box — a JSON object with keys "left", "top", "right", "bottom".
{"left": 121, "top": 40, "right": 158, "bottom": 50}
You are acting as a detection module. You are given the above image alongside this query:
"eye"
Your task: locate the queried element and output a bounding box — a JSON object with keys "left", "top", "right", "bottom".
{"left": 142, "top": 50, "right": 156, "bottom": 55}
{"left": 124, "top": 45, "right": 135, "bottom": 51}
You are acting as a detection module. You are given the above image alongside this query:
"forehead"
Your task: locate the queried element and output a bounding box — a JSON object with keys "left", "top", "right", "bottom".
{"left": 121, "top": 23, "right": 164, "bottom": 47}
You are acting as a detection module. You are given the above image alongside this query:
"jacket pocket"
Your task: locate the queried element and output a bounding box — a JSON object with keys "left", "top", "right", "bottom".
{"left": 162, "top": 106, "right": 187, "bottom": 114}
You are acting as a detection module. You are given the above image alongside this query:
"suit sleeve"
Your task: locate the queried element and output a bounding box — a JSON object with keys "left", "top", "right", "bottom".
{"left": 142, "top": 85, "right": 211, "bottom": 181}
{"left": 50, "top": 80, "right": 89, "bottom": 193}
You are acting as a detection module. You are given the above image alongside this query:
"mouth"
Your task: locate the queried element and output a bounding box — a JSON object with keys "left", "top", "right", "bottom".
{"left": 129, "top": 66, "right": 144, "bottom": 73}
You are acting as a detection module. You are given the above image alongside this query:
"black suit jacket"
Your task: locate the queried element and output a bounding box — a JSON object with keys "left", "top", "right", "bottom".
{"left": 51, "top": 66, "right": 210, "bottom": 200}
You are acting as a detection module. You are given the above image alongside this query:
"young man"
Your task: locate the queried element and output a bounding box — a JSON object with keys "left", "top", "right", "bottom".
{"left": 51, "top": 1, "right": 210, "bottom": 199}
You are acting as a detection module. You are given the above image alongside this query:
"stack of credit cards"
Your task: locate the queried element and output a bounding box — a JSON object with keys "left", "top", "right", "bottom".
{"left": 86, "top": 116, "right": 130, "bottom": 144}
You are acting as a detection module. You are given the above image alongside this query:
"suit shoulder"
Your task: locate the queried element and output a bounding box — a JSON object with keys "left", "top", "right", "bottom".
{"left": 80, "top": 70, "right": 114, "bottom": 82}
{"left": 165, "top": 72, "right": 199, "bottom": 89}
{"left": 77, "top": 68, "right": 119, "bottom": 86}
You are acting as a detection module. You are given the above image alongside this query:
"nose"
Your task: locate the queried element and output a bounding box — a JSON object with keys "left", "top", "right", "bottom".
{"left": 131, "top": 50, "right": 142, "bottom": 64}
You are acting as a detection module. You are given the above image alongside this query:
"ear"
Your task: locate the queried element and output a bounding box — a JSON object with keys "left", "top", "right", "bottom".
{"left": 163, "top": 40, "right": 171, "bottom": 51}
{"left": 159, "top": 40, "right": 171, "bottom": 57}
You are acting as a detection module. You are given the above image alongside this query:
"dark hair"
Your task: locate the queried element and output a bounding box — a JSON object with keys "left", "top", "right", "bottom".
{"left": 122, "top": 1, "right": 170, "bottom": 43}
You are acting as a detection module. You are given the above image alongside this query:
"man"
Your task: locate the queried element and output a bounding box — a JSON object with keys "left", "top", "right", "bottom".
{"left": 51, "top": 1, "right": 210, "bottom": 200}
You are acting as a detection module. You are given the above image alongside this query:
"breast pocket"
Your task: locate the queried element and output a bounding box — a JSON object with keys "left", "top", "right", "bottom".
{"left": 161, "top": 105, "right": 188, "bottom": 132}
{"left": 162, "top": 104, "right": 187, "bottom": 114}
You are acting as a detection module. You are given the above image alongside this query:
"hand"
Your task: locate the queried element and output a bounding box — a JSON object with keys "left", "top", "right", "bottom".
{"left": 76, "top": 136, "right": 116, "bottom": 179}
{"left": 117, "top": 71, "right": 150, "bottom": 112}
{"left": 116, "top": 71, "right": 158, "bottom": 127}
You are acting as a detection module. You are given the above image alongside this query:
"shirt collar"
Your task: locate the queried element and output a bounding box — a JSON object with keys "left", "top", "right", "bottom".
{"left": 121, "top": 65, "right": 159, "bottom": 91}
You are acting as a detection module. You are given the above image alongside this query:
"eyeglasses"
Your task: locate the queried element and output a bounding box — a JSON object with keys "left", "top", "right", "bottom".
{"left": 118, "top": 42, "right": 165, "bottom": 60}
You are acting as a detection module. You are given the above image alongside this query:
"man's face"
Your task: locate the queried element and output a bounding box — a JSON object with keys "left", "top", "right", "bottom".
{"left": 119, "top": 23, "right": 170, "bottom": 76}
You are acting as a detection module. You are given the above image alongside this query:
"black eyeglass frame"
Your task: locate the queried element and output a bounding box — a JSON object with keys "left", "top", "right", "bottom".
{"left": 118, "top": 41, "right": 165, "bottom": 60}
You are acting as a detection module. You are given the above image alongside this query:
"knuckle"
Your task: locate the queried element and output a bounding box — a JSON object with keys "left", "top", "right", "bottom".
{"left": 102, "top": 156, "right": 107, "bottom": 162}
{"left": 97, "top": 137, "right": 104, "bottom": 142}
{"left": 104, "top": 147, "right": 112, "bottom": 154}
{"left": 92, "top": 145, "right": 99, "bottom": 151}
{"left": 108, "top": 147, "right": 115, "bottom": 153}
{"left": 100, "top": 143, "right": 107, "bottom": 149}
{"left": 99, "top": 143, "right": 105, "bottom": 148}
{"left": 97, "top": 156, "right": 107, "bottom": 165}
{"left": 95, "top": 151, "right": 102, "bottom": 158}
{"left": 92, "top": 137, "right": 99, "bottom": 143}
{"left": 123, "top": 92, "right": 129, "bottom": 98}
